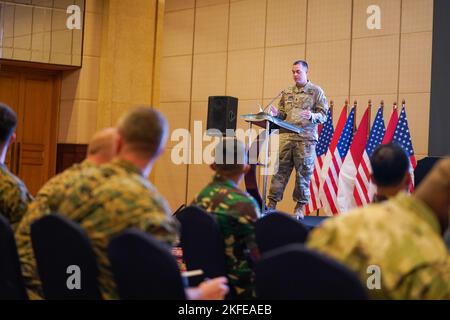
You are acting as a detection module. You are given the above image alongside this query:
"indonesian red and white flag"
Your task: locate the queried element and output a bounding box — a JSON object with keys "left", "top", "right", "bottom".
{"left": 337, "top": 107, "right": 370, "bottom": 213}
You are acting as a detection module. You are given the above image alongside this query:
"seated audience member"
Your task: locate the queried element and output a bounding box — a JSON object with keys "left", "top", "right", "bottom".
{"left": 16, "top": 127, "right": 119, "bottom": 299}
{"left": 19, "top": 107, "right": 229, "bottom": 300}
{"left": 307, "top": 158, "right": 450, "bottom": 299}
{"left": 370, "top": 143, "right": 410, "bottom": 203}
{"left": 0, "top": 103, "right": 32, "bottom": 230}
{"left": 191, "top": 138, "right": 260, "bottom": 299}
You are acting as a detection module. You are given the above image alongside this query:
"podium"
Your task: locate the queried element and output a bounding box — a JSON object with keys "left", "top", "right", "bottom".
{"left": 240, "top": 112, "right": 303, "bottom": 214}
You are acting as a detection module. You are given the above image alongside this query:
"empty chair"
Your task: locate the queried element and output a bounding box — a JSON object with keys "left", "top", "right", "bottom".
{"left": 255, "top": 244, "right": 368, "bottom": 300}
{"left": 0, "top": 214, "right": 28, "bottom": 300}
{"left": 175, "top": 206, "right": 227, "bottom": 287}
{"left": 31, "top": 213, "right": 102, "bottom": 300}
{"left": 255, "top": 211, "right": 309, "bottom": 254}
{"left": 108, "top": 229, "right": 186, "bottom": 300}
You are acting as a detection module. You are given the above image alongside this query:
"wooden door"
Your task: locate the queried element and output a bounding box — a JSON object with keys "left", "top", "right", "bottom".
{"left": 0, "top": 66, "right": 60, "bottom": 195}
{"left": 0, "top": 71, "right": 20, "bottom": 169}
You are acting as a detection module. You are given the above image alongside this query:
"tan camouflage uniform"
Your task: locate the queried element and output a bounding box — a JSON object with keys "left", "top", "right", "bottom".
{"left": 17, "top": 159, "right": 179, "bottom": 300}
{"left": 0, "top": 163, "right": 32, "bottom": 230}
{"left": 192, "top": 174, "right": 260, "bottom": 299}
{"left": 307, "top": 193, "right": 450, "bottom": 299}
{"left": 268, "top": 81, "right": 329, "bottom": 205}
{"left": 15, "top": 159, "right": 97, "bottom": 299}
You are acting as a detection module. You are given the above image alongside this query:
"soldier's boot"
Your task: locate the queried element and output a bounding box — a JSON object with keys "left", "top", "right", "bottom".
{"left": 294, "top": 203, "right": 305, "bottom": 220}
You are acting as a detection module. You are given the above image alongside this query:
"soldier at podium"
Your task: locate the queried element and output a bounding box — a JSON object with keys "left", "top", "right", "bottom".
{"left": 268, "top": 60, "right": 329, "bottom": 219}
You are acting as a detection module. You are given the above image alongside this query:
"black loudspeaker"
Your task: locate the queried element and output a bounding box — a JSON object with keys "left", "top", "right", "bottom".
{"left": 207, "top": 96, "right": 238, "bottom": 136}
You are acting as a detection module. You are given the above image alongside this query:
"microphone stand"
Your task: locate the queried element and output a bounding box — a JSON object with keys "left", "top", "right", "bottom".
{"left": 259, "top": 90, "right": 285, "bottom": 114}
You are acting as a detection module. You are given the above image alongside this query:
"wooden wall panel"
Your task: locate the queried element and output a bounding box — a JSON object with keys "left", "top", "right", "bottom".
{"left": 159, "top": 0, "right": 435, "bottom": 213}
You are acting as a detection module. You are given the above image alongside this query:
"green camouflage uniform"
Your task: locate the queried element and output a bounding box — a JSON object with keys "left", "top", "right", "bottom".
{"left": 268, "top": 81, "right": 329, "bottom": 205}
{"left": 15, "top": 159, "right": 97, "bottom": 299}
{"left": 192, "top": 174, "right": 260, "bottom": 299}
{"left": 18, "top": 159, "right": 179, "bottom": 300}
{"left": 0, "top": 163, "right": 32, "bottom": 230}
{"left": 307, "top": 193, "right": 450, "bottom": 300}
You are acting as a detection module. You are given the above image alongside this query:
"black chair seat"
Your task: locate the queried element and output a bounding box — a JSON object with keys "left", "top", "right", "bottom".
{"left": 299, "top": 215, "right": 330, "bottom": 231}
{"left": 31, "top": 213, "right": 102, "bottom": 300}
{"left": 108, "top": 229, "right": 186, "bottom": 300}
{"left": 0, "top": 214, "right": 28, "bottom": 300}
{"left": 255, "top": 244, "right": 368, "bottom": 300}
{"left": 175, "top": 206, "right": 228, "bottom": 287}
{"left": 255, "top": 211, "right": 309, "bottom": 254}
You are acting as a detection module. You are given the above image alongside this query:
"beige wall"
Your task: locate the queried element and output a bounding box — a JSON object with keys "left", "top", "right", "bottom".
{"left": 59, "top": 0, "right": 103, "bottom": 143}
{"left": 158, "top": 0, "right": 433, "bottom": 212}
{"left": 59, "top": 0, "right": 163, "bottom": 144}
{"left": 0, "top": 0, "right": 84, "bottom": 66}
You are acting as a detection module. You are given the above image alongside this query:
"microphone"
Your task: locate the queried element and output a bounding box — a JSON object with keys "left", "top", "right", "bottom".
{"left": 261, "top": 90, "right": 285, "bottom": 114}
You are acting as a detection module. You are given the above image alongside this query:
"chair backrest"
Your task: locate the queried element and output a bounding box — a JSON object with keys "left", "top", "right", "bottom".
{"left": 255, "top": 244, "right": 368, "bottom": 300}
{"left": 414, "top": 156, "right": 442, "bottom": 187}
{"left": 299, "top": 215, "right": 330, "bottom": 232}
{"left": 31, "top": 213, "right": 102, "bottom": 300}
{"left": 175, "top": 206, "right": 227, "bottom": 287}
{"left": 108, "top": 229, "right": 186, "bottom": 300}
{"left": 0, "top": 214, "right": 28, "bottom": 300}
{"left": 255, "top": 211, "right": 309, "bottom": 254}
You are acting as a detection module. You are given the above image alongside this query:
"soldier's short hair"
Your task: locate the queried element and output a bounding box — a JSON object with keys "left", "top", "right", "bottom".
{"left": 0, "top": 103, "right": 17, "bottom": 145}
{"left": 293, "top": 60, "right": 308, "bottom": 71}
{"left": 371, "top": 143, "right": 409, "bottom": 187}
{"left": 214, "top": 138, "right": 247, "bottom": 174}
{"left": 117, "top": 107, "right": 168, "bottom": 157}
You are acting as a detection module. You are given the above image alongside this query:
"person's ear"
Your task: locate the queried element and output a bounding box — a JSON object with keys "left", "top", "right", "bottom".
{"left": 116, "top": 135, "right": 124, "bottom": 154}
{"left": 210, "top": 163, "right": 217, "bottom": 171}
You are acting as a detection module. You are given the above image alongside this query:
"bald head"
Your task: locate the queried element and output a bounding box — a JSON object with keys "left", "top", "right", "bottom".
{"left": 414, "top": 158, "right": 450, "bottom": 233}
{"left": 86, "top": 127, "right": 119, "bottom": 165}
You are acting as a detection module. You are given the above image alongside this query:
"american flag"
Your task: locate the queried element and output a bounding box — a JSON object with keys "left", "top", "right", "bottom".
{"left": 337, "top": 107, "right": 370, "bottom": 213}
{"left": 321, "top": 107, "right": 355, "bottom": 215}
{"left": 305, "top": 109, "right": 334, "bottom": 215}
{"left": 353, "top": 107, "right": 386, "bottom": 207}
{"left": 319, "top": 105, "right": 348, "bottom": 203}
{"left": 392, "top": 106, "right": 416, "bottom": 192}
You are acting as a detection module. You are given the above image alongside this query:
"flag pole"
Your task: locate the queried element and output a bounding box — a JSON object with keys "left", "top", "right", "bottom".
{"left": 353, "top": 100, "right": 358, "bottom": 132}
{"left": 367, "top": 99, "right": 372, "bottom": 139}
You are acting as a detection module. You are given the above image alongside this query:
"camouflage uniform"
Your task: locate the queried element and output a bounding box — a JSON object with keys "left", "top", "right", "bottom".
{"left": 15, "top": 159, "right": 97, "bottom": 299}
{"left": 307, "top": 193, "right": 450, "bottom": 299}
{"left": 192, "top": 174, "right": 260, "bottom": 299}
{"left": 17, "top": 159, "right": 179, "bottom": 300}
{"left": 0, "top": 163, "right": 32, "bottom": 230}
{"left": 268, "top": 81, "right": 328, "bottom": 205}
